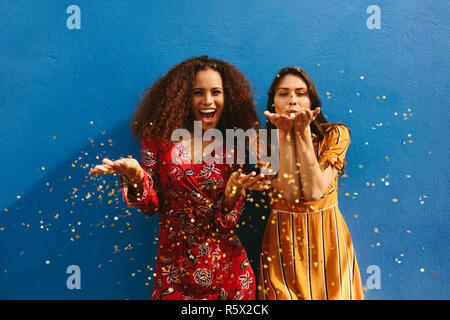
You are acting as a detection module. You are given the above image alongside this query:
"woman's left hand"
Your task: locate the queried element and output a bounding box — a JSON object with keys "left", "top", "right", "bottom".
{"left": 293, "top": 107, "right": 321, "bottom": 133}
{"left": 226, "top": 169, "right": 270, "bottom": 197}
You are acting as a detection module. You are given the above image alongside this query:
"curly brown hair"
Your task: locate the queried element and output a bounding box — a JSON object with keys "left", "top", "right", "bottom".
{"left": 131, "top": 56, "right": 259, "bottom": 142}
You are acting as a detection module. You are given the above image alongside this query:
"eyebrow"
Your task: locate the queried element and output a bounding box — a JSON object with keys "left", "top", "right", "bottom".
{"left": 192, "top": 87, "right": 223, "bottom": 90}
{"left": 277, "top": 87, "right": 307, "bottom": 91}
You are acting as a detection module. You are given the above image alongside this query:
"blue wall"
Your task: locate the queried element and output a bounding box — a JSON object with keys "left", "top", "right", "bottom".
{"left": 0, "top": 1, "right": 448, "bottom": 299}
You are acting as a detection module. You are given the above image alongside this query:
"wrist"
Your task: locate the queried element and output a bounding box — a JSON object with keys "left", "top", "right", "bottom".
{"left": 278, "top": 128, "right": 294, "bottom": 142}
{"left": 125, "top": 166, "right": 144, "bottom": 185}
{"left": 295, "top": 126, "right": 312, "bottom": 142}
{"left": 226, "top": 183, "right": 243, "bottom": 198}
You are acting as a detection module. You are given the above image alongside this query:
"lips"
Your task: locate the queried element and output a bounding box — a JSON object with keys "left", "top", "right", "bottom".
{"left": 199, "top": 109, "right": 216, "bottom": 121}
{"left": 287, "top": 109, "right": 299, "bottom": 117}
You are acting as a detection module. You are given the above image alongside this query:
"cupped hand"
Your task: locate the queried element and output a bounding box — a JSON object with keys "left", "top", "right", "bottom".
{"left": 292, "top": 107, "right": 321, "bottom": 132}
{"left": 227, "top": 168, "right": 270, "bottom": 196}
{"left": 89, "top": 157, "right": 144, "bottom": 183}
{"left": 264, "top": 110, "right": 294, "bottom": 134}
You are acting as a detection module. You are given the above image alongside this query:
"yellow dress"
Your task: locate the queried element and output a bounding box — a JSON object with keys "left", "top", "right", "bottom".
{"left": 257, "top": 125, "right": 363, "bottom": 300}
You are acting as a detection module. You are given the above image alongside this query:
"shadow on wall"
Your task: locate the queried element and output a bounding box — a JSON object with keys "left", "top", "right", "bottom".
{"left": 0, "top": 120, "right": 269, "bottom": 299}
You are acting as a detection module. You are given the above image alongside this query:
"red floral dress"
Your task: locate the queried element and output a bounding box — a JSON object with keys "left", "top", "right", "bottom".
{"left": 120, "top": 135, "right": 256, "bottom": 300}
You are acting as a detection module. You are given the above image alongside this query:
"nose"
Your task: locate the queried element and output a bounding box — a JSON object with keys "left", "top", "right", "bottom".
{"left": 288, "top": 93, "right": 297, "bottom": 106}
{"left": 203, "top": 92, "right": 213, "bottom": 105}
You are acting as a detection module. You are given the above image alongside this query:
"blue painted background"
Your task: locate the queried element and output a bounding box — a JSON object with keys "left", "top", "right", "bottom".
{"left": 0, "top": 1, "right": 448, "bottom": 299}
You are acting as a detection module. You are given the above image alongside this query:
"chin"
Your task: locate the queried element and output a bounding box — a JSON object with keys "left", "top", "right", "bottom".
{"left": 201, "top": 122, "right": 217, "bottom": 131}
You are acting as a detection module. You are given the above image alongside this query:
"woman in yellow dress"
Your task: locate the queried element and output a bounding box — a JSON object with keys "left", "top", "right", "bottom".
{"left": 257, "top": 67, "right": 363, "bottom": 300}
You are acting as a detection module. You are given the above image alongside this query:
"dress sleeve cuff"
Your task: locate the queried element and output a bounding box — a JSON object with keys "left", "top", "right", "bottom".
{"left": 214, "top": 189, "right": 245, "bottom": 229}
{"left": 319, "top": 154, "right": 345, "bottom": 171}
{"left": 120, "top": 172, "right": 152, "bottom": 208}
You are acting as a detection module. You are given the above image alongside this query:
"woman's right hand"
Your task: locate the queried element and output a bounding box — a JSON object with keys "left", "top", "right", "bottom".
{"left": 264, "top": 110, "right": 294, "bottom": 135}
{"left": 89, "top": 158, "right": 144, "bottom": 184}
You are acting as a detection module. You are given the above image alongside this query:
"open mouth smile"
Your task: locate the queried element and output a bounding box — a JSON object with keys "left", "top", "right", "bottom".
{"left": 199, "top": 108, "right": 217, "bottom": 122}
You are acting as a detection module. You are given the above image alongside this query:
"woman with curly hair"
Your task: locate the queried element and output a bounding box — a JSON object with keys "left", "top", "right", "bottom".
{"left": 90, "top": 56, "right": 267, "bottom": 300}
{"left": 257, "top": 67, "right": 363, "bottom": 300}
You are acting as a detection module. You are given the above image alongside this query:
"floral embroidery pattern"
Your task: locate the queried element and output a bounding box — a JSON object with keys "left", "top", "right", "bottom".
{"left": 239, "top": 271, "right": 253, "bottom": 290}
{"left": 193, "top": 268, "right": 213, "bottom": 288}
{"left": 198, "top": 243, "right": 211, "bottom": 256}
{"left": 197, "top": 163, "right": 221, "bottom": 179}
{"left": 121, "top": 137, "right": 255, "bottom": 300}
{"left": 142, "top": 148, "right": 156, "bottom": 167}
{"left": 161, "top": 265, "right": 180, "bottom": 284}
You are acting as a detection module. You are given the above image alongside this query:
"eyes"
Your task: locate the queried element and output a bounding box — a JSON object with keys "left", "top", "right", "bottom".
{"left": 277, "top": 91, "right": 307, "bottom": 97}
{"left": 192, "top": 89, "right": 223, "bottom": 96}
{"left": 279, "top": 92, "right": 305, "bottom": 96}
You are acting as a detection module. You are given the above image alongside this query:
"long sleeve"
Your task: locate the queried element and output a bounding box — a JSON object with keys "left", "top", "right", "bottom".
{"left": 213, "top": 166, "right": 246, "bottom": 229}
{"left": 120, "top": 136, "right": 160, "bottom": 216}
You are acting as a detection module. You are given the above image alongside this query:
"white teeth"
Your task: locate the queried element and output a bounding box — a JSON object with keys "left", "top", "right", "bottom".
{"left": 200, "top": 109, "right": 216, "bottom": 114}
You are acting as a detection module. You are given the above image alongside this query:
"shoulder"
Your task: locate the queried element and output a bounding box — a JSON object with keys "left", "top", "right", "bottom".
{"left": 324, "top": 124, "right": 350, "bottom": 142}
{"left": 141, "top": 134, "right": 164, "bottom": 150}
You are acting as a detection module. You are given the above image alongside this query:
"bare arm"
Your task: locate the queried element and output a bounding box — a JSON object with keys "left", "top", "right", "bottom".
{"left": 264, "top": 111, "right": 302, "bottom": 202}
{"left": 89, "top": 137, "right": 160, "bottom": 215}
{"left": 271, "top": 129, "right": 303, "bottom": 202}
{"left": 293, "top": 108, "right": 338, "bottom": 201}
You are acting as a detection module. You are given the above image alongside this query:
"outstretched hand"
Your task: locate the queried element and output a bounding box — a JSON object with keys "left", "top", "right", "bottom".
{"left": 292, "top": 107, "right": 321, "bottom": 133}
{"left": 264, "top": 110, "right": 294, "bottom": 134}
{"left": 265, "top": 107, "right": 321, "bottom": 136}
{"left": 227, "top": 168, "right": 270, "bottom": 196}
{"left": 89, "top": 157, "right": 144, "bottom": 183}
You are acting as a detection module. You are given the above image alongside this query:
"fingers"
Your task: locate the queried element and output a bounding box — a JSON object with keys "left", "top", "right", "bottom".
{"left": 264, "top": 111, "right": 280, "bottom": 125}
{"left": 305, "top": 109, "right": 312, "bottom": 118}
{"left": 239, "top": 171, "right": 258, "bottom": 184}
{"left": 296, "top": 111, "right": 307, "bottom": 122}
{"left": 312, "top": 107, "right": 321, "bottom": 120}
{"left": 266, "top": 108, "right": 320, "bottom": 123}
{"left": 265, "top": 111, "right": 295, "bottom": 132}
{"left": 102, "top": 158, "right": 114, "bottom": 166}
{"left": 89, "top": 158, "right": 129, "bottom": 175}
{"left": 234, "top": 170, "right": 270, "bottom": 190}
{"left": 263, "top": 110, "right": 273, "bottom": 117}
{"left": 110, "top": 158, "right": 129, "bottom": 172}
{"left": 246, "top": 179, "right": 271, "bottom": 191}
{"left": 89, "top": 164, "right": 113, "bottom": 175}
{"left": 292, "top": 108, "right": 320, "bottom": 129}
{"left": 265, "top": 111, "right": 286, "bottom": 123}
{"left": 304, "top": 108, "right": 320, "bottom": 121}
{"left": 231, "top": 168, "right": 243, "bottom": 178}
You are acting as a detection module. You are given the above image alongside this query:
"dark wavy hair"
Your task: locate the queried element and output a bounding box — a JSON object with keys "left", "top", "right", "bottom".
{"left": 265, "top": 67, "right": 350, "bottom": 175}
{"left": 131, "top": 56, "right": 259, "bottom": 141}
